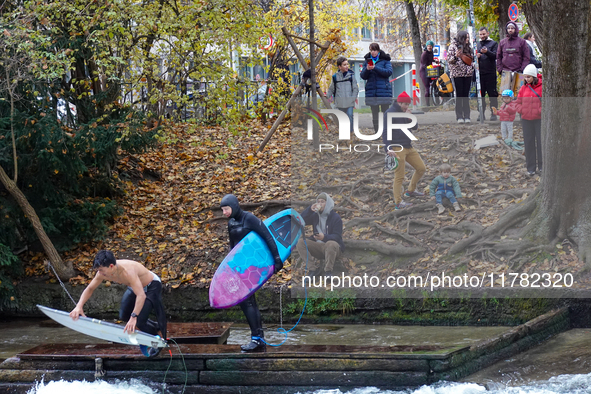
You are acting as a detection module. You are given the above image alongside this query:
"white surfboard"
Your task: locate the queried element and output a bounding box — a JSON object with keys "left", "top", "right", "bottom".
{"left": 37, "top": 305, "right": 167, "bottom": 348}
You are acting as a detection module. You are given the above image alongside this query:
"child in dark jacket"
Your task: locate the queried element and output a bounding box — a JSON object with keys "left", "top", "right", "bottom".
{"left": 492, "top": 89, "right": 518, "bottom": 142}
{"left": 429, "top": 164, "right": 462, "bottom": 214}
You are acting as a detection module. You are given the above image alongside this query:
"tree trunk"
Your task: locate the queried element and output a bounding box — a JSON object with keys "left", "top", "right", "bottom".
{"left": 523, "top": 0, "right": 591, "bottom": 265}
{"left": 0, "top": 166, "right": 75, "bottom": 279}
{"left": 6, "top": 68, "right": 17, "bottom": 184}
{"left": 522, "top": 0, "right": 545, "bottom": 54}
{"left": 405, "top": 0, "right": 424, "bottom": 104}
{"left": 496, "top": 0, "right": 512, "bottom": 40}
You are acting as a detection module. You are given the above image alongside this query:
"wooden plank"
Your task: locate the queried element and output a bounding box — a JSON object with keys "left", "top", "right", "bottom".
{"left": 168, "top": 322, "right": 232, "bottom": 345}
{"left": 17, "top": 343, "right": 462, "bottom": 360}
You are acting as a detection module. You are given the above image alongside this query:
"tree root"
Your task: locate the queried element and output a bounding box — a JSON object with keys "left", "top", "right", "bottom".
{"left": 344, "top": 214, "right": 387, "bottom": 229}
{"left": 445, "top": 192, "right": 538, "bottom": 257}
{"left": 447, "top": 222, "right": 484, "bottom": 256}
{"left": 471, "top": 156, "right": 484, "bottom": 174}
{"left": 508, "top": 242, "right": 557, "bottom": 270}
{"left": 344, "top": 203, "right": 433, "bottom": 229}
{"left": 403, "top": 219, "right": 435, "bottom": 235}
{"left": 461, "top": 198, "right": 480, "bottom": 207}
{"left": 498, "top": 141, "right": 526, "bottom": 165}
{"left": 481, "top": 189, "right": 540, "bottom": 238}
{"left": 343, "top": 239, "right": 425, "bottom": 257}
{"left": 371, "top": 223, "right": 423, "bottom": 246}
{"left": 343, "top": 196, "right": 367, "bottom": 211}
{"left": 486, "top": 188, "right": 534, "bottom": 201}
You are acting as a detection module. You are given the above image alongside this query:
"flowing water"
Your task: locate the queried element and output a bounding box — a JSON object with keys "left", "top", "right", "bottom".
{"left": 3, "top": 319, "right": 591, "bottom": 393}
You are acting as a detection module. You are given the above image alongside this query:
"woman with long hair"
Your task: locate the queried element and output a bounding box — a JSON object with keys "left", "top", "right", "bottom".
{"left": 447, "top": 31, "right": 474, "bottom": 123}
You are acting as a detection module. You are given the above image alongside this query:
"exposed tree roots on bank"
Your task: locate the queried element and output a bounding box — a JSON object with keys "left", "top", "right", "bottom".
{"left": 289, "top": 118, "right": 588, "bottom": 288}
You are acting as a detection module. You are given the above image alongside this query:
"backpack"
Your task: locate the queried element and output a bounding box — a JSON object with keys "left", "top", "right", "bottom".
{"left": 437, "top": 73, "right": 454, "bottom": 94}
{"left": 332, "top": 72, "right": 354, "bottom": 95}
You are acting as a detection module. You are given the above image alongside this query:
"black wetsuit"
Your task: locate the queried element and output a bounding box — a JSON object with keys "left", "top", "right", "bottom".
{"left": 221, "top": 194, "right": 282, "bottom": 340}
{"left": 120, "top": 277, "right": 167, "bottom": 340}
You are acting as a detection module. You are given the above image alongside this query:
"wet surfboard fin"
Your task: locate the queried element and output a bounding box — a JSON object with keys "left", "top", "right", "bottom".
{"left": 140, "top": 344, "right": 162, "bottom": 357}
{"left": 139, "top": 344, "right": 150, "bottom": 357}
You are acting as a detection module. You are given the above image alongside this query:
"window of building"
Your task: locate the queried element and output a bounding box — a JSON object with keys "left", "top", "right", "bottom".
{"left": 361, "top": 25, "right": 372, "bottom": 40}
{"left": 386, "top": 20, "right": 396, "bottom": 39}
{"left": 374, "top": 19, "right": 384, "bottom": 40}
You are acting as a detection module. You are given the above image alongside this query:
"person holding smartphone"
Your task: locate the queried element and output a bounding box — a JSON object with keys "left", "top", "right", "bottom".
{"left": 361, "top": 43, "right": 393, "bottom": 133}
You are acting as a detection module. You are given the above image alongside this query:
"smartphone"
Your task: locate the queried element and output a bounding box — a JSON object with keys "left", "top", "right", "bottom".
{"left": 368, "top": 59, "right": 374, "bottom": 66}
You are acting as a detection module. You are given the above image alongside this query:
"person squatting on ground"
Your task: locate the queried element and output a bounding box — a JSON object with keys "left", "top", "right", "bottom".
{"left": 497, "top": 22, "right": 530, "bottom": 75}
{"left": 382, "top": 91, "right": 427, "bottom": 210}
{"left": 429, "top": 164, "right": 463, "bottom": 214}
{"left": 419, "top": 40, "right": 440, "bottom": 106}
{"left": 327, "top": 57, "right": 359, "bottom": 134}
{"left": 476, "top": 27, "right": 498, "bottom": 121}
{"left": 296, "top": 193, "right": 345, "bottom": 278}
{"left": 492, "top": 90, "right": 518, "bottom": 142}
{"left": 361, "top": 43, "right": 393, "bottom": 133}
{"left": 447, "top": 30, "right": 475, "bottom": 123}
{"left": 69, "top": 250, "right": 167, "bottom": 358}
{"left": 514, "top": 64, "right": 543, "bottom": 176}
{"left": 220, "top": 194, "right": 284, "bottom": 352}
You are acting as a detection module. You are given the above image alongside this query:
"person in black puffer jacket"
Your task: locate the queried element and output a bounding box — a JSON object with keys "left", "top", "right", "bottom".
{"left": 220, "top": 194, "right": 284, "bottom": 352}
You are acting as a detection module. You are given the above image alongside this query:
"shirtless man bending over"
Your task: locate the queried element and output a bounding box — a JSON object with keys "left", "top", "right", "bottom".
{"left": 69, "top": 250, "right": 167, "bottom": 357}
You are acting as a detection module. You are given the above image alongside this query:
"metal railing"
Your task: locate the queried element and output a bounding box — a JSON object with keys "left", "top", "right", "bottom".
{"left": 119, "top": 79, "right": 284, "bottom": 122}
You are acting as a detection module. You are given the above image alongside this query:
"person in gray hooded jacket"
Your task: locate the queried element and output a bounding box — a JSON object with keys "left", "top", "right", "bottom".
{"left": 327, "top": 57, "right": 359, "bottom": 134}
{"left": 296, "top": 193, "right": 344, "bottom": 277}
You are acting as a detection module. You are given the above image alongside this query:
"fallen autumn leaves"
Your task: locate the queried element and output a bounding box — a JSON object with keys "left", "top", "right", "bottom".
{"left": 22, "top": 115, "right": 588, "bottom": 292}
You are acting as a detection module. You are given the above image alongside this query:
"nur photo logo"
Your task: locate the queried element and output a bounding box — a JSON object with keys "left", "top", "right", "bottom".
{"left": 305, "top": 108, "right": 418, "bottom": 153}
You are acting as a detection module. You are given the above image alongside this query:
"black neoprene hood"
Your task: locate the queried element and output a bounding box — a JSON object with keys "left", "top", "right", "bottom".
{"left": 220, "top": 194, "right": 241, "bottom": 219}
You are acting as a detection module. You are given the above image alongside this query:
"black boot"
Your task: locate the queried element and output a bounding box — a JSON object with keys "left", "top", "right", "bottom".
{"left": 241, "top": 336, "right": 266, "bottom": 352}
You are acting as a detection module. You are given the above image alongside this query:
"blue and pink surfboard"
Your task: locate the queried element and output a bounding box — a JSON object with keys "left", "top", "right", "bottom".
{"left": 209, "top": 209, "right": 304, "bottom": 309}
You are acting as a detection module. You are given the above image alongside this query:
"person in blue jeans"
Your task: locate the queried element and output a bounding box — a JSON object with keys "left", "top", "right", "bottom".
{"left": 327, "top": 57, "right": 359, "bottom": 134}
{"left": 429, "top": 164, "right": 463, "bottom": 214}
{"left": 361, "top": 43, "right": 393, "bottom": 133}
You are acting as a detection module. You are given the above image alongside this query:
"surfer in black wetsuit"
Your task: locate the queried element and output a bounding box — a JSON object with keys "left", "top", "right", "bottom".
{"left": 220, "top": 194, "right": 284, "bottom": 352}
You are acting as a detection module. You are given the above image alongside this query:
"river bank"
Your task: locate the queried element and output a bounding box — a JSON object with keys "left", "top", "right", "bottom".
{"left": 5, "top": 280, "right": 591, "bottom": 327}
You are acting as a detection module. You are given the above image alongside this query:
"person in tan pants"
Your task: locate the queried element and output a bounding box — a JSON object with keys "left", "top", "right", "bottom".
{"left": 383, "top": 92, "right": 427, "bottom": 209}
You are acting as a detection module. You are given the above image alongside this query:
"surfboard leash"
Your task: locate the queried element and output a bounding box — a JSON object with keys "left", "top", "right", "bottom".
{"left": 162, "top": 338, "right": 188, "bottom": 394}
{"left": 261, "top": 235, "right": 310, "bottom": 347}
{"left": 45, "top": 260, "right": 77, "bottom": 306}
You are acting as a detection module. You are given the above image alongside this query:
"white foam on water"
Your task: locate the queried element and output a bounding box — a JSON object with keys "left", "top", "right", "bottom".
{"left": 411, "top": 382, "right": 486, "bottom": 394}
{"left": 27, "top": 379, "right": 156, "bottom": 394}
{"left": 27, "top": 372, "right": 591, "bottom": 394}
{"left": 305, "top": 373, "right": 591, "bottom": 394}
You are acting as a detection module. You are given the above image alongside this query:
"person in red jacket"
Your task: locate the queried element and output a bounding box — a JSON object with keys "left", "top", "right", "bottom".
{"left": 492, "top": 89, "right": 518, "bottom": 141}
{"left": 515, "top": 64, "right": 542, "bottom": 176}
